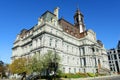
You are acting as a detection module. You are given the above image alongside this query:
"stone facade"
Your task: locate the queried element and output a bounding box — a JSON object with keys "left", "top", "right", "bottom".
{"left": 12, "top": 7, "right": 109, "bottom": 73}
{"left": 107, "top": 41, "right": 120, "bottom": 74}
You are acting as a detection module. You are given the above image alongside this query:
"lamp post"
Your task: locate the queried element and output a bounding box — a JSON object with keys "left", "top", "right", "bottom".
{"left": 53, "top": 48, "right": 57, "bottom": 80}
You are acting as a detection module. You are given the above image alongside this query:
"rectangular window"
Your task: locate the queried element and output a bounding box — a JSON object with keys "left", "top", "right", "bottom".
{"left": 110, "top": 68, "right": 112, "bottom": 71}
{"left": 51, "top": 28, "right": 53, "bottom": 33}
{"left": 67, "top": 45, "right": 69, "bottom": 52}
{"left": 74, "top": 68, "right": 76, "bottom": 73}
{"left": 79, "top": 48, "right": 81, "bottom": 56}
{"left": 108, "top": 55, "right": 110, "bottom": 60}
{"left": 118, "top": 54, "right": 120, "bottom": 59}
{"left": 95, "top": 58, "right": 97, "bottom": 67}
{"left": 118, "top": 50, "right": 120, "bottom": 53}
{"left": 114, "top": 54, "right": 117, "bottom": 59}
{"left": 96, "top": 48, "right": 99, "bottom": 52}
{"left": 56, "top": 31, "right": 58, "bottom": 35}
{"left": 82, "top": 47, "right": 85, "bottom": 55}
{"left": 49, "top": 38, "right": 52, "bottom": 46}
{"left": 80, "top": 58, "right": 82, "bottom": 67}
{"left": 83, "top": 58, "right": 86, "bottom": 66}
{"left": 77, "top": 58, "right": 79, "bottom": 65}
{"left": 92, "top": 48, "right": 95, "bottom": 52}
{"left": 67, "top": 56, "right": 69, "bottom": 63}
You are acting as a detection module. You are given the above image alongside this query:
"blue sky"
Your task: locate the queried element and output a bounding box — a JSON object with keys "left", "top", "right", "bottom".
{"left": 0, "top": 0, "right": 120, "bottom": 63}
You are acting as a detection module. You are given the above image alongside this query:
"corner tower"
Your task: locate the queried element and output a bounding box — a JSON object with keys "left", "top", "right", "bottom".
{"left": 117, "top": 40, "right": 120, "bottom": 50}
{"left": 74, "top": 9, "right": 85, "bottom": 33}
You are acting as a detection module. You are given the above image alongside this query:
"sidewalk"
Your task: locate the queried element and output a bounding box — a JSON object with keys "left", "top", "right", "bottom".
{"left": 61, "top": 74, "right": 120, "bottom": 80}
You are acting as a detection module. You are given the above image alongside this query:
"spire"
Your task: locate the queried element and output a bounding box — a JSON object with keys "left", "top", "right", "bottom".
{"left": 74, "top": 8, "right": 85, "bottom": 33}
{"left": 75, "top": 0, "right": 82, "bottom": 16}
{"left": 77, "top": 2, "right": 80, "bottom": 11}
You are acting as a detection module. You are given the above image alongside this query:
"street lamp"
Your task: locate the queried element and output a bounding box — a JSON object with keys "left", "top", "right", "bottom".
{"left": 53, "top": 48, "right": 57, "bottom": 80}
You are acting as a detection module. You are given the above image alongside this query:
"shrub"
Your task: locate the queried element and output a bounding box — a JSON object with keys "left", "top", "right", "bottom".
{"left": 59, "top": 72, "right": 88, "bottom": 78}
{"left": 76, "top": 72, "right": 88, "bottom": 78}
{"left": 87, "top": 73, "right": 95, "bottom": 77}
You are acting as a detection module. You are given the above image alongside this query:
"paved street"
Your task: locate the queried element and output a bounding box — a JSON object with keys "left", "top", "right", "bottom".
{"left": 62, "top": 75, "right": 120, "bottom": 80}
{"left": 85, "top": 75, "right": 120, "bottom": 80}
{"left": 91, "top": 76, "right": 120, "bottom": 80}
{"left": 1, "top": 75, "right": 120, "bottom": 80}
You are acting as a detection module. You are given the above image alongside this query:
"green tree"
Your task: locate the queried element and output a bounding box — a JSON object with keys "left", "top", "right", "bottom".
{"left": 28, "top": 53, "right": 43, "bottom": 74}
{"left": 0, "top": 61, "right": 4, "bottom": 78}
{"left": 10, "top": 58, "right": 27, "bottom": 74}
{"left": 42, "top": 50, "right": 61, "bottom": 70}
{"left": 0, "top": 61, "right": 4, "bottom": 72}
{"left": 29, "top": 50, "right": 61, "bottom": 75}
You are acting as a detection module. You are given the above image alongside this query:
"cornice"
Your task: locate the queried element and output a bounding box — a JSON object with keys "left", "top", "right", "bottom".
{"left": 21, "top": 40, "right": 32, "bottom": 47}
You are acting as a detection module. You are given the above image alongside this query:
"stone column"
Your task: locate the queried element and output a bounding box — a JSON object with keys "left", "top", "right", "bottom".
{"left": 37, "top": 38, "right": 40, "bottom": 47}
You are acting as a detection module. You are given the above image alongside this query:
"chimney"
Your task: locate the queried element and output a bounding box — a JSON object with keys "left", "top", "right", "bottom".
{"left": 54, "top": 7, "right": 59, "bottom": 20}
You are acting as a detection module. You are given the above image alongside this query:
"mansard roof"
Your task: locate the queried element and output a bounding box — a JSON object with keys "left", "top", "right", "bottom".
{"left": 41, "top": 10, "right": 56, "bottom": 17}
{"left": 97, "top": 40, "right": 103, "bottom": 47}
{"left": 18, "top": 9, "right": 88, "bottom": 40}
{"left": 59, "top": 18, "right": 87, "bottom": 38}
{"left": 19, "top": 27, "right": 34, "bottom": 39}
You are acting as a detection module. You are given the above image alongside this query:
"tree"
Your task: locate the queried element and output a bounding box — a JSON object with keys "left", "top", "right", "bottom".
{"left": 27, "top": 53, "right": 43, "bottom": 74}
{"left": 0, "top": 61, "right": 4, "bottom": 72}
{"left": 9, "top": 50, "right": 61, "bottom": 79}
{"left": 42, "top": 50, "right": 60, "bottom": 70}
{"left": 29, "top": 50, "right": 61, "bottom": 76}
{"left": 9, "top": 58, "right": 27, "bottom": 74}
{"left": 0, "top": 61, "right": 4, "bottom": 78}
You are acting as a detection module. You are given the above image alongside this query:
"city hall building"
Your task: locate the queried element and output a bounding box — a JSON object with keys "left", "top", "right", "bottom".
{"left": 12, "top": 7, "right": 109, "bottom": 74}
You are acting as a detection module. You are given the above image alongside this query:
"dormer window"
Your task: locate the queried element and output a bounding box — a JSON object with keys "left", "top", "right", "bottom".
{"left": 75, "top": 34, "right": 77, "bottom": 37}
{"left": 71, "top": 31, "right": 73, "bottom": 35}
{"left": 66, "top": 30, "right": 68, "bottom": 32}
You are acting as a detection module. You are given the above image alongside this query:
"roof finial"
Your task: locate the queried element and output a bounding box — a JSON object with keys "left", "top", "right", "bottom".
{"left": 76, "top": 1, "right": 81, "bottom": 13}
{"left": 54, "top": 7, "right": 59, "bottom": 20}
{"left": 77, "top": 2, "right": 79, "bottom": 10}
